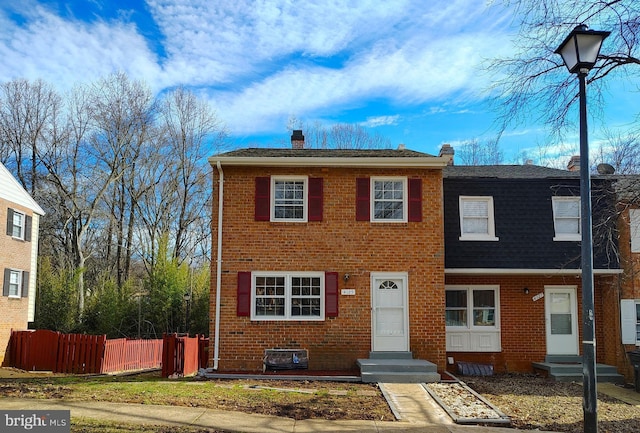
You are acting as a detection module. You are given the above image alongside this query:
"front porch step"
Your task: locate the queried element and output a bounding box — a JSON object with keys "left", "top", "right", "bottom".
{"left": 532, "top": 360, "right": 625, "bottom": 384}
{"left": 357, "top": 356, "right": 440, "bottom": 383}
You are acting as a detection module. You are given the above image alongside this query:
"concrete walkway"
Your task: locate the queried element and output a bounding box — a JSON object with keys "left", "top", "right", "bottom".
{"left": 1, "top": 383, "right": 564, "bottom": 433}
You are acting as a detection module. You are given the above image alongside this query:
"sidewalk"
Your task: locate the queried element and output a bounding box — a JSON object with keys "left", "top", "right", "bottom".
{"left": 1, "top": 383, "right": 562, "bottom": 433}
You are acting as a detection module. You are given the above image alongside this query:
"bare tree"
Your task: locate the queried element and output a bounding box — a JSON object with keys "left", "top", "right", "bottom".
{"left": 0, "top": 79, "right": 61, "bottom": 193}
{"left": 489, "top": 1, "right": 640, "bottom": 140}
{"left": 287, "top": 117, "right": 392, "bottom": 149}
{"left": 596, "top": 131, "right": 640, "bottom": 174}
{"left": 157, "top": 86, "right": 227, "bottom": 264}
{"left": 456, "top": 138, "right": 504, "bottom": 165}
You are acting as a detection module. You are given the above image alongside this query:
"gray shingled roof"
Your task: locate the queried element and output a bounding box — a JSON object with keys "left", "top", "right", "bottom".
{"left": 215, "top": 148, "right": 436, "bottom": 158}
{"left": 443, "top": 165, "right": 579, "bottom": 179}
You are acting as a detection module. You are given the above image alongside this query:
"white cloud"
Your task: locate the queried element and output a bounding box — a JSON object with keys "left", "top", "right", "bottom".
{"left": 361, "top": 115, "right": 400, "bottom": 128}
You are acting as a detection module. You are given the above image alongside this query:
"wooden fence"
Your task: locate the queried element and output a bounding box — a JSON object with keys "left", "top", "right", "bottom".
{"left": 162, "top": 334, "right": 208, "bottom": 377}
{"left": 9, "top": 330, "right": 162, "bottom": 374}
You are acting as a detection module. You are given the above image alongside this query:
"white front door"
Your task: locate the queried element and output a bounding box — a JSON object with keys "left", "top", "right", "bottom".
{"left": 545, "top": 286, "right": 579, "bottom": 355}
{"left": 371, "top": 273, "right": 409, "bottom": 352}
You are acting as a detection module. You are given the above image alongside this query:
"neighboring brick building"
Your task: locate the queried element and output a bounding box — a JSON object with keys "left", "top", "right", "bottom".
{"left": 442, "top": 164, "right": 621, "bottom": 373}
{"left": 0, "top": 162, "right": 44, "bottom": 365}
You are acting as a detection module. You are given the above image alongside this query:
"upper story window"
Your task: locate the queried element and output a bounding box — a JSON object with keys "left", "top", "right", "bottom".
{"left": 552, "top": 197, "right": 581, "bottom": 241}
{"left": 5, "top": 208, "right": 31, "bottom": 241}
{"left": 272, "top": 177, "right": 307, "bottom": 221}
{"left": 458, "top": 196, "right": 498, "bottom": 241}
{"left": 372, "top": 177, "right": 407, "bottom": 222}
{"left": 255, "top": 176, "right": 323, "bottom": 222}
{"left": 252, "top": 272, "right": 324, "bottom": 321}
{"left": 8, "top": 270, "right": 21, "bottom": 297}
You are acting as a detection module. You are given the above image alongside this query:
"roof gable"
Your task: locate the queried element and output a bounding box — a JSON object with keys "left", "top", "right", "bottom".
{"left": 0, "top": 162, "right": 45, "bottom": 215}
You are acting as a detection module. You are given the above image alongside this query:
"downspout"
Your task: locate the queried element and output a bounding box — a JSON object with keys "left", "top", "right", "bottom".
{"left": 213, "top": 161, "right": 224, "bottom": 370}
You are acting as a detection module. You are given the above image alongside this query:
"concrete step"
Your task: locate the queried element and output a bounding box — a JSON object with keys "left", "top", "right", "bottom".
{"left": 357, "top": 357, "right": 440, "bottom": 383}
{"left": 368, "top": 351, "right": 413, "bottom": 360}
{"left": 544, "top": 355, "right": 583, "bottom": 363}
{"left": 361, "top": 371, "right": 440, "bottom": 383}
{"left": 532, "top": 361, "right": 625, "bottom": 384}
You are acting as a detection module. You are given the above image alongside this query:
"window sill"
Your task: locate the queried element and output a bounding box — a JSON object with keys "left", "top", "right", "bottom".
{"left": 7, "top": 295, "right": 22, "bottom": 299}
{"left": 251, "top": 317, "right": 325, "bottom": 322}
{"left": 553, "top": 236, "right": 581, "bottom": 241}
{"left": 459, "top": 236, "right": 499, "bottom": 241}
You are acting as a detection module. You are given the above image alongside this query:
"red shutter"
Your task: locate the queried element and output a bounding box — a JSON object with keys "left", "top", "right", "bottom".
{"left": 308, "top": 177, "right": 323, "bottom": 221}
{"left": 255, "top": 177, "right": 270, "bottom": 221}
{"left": 237, "top": 272, "right": 252, "bottom": 316}
{"left": 355, "top": 178, "right": 370, "bottom": 221}
{"left": 325, "top": 272, "right": 339, "bottom": 317}
{"left": 408, "top": 178, "right": 422, "bottom": 222}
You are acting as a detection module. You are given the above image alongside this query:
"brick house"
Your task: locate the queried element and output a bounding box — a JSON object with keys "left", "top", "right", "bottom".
{"left": 0, "top": 162, "right": 45, "bottom": 365}
{"left": 208, "top": 136, "right": 449, "bottom": 373}
{"left": 208, "top": 133, "right": 632, "bottom": 381}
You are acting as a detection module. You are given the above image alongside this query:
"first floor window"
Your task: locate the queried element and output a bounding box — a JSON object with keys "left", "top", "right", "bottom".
{"left": 445, "top": 285, "right": 501, "bottom": 352}
{"left": 8, "top": 270, "right": 21, "bottom": 297}
{"left": 621, "top": 299, "right": 640, "bottom": 346}
{"left": 253, "top": 273, "right": 323, "bottom": 320}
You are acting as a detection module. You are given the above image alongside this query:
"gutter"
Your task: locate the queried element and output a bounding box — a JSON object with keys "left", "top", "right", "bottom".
{"left": 208, "top": 156, "right": 450, "bottom": 168}
{"left": 213, "top": 161, "right": 224, "bottom": 370}
{"left": 444, "top": 268, "right": 623, "bottom": 275}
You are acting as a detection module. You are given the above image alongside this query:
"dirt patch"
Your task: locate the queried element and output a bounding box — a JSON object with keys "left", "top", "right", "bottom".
{"left": 467, "top": 374, "right": 640, "bottom": 433}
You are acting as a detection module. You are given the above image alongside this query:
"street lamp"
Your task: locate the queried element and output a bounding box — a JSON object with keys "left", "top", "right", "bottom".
{"left": 555, "top": 24, "right": 610, "bottom": 433}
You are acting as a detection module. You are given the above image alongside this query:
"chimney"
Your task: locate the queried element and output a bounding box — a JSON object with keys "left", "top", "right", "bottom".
{"left": 567, "top": 155, "right": 580, "bottom": 171}
{"left": 291, "top": 130, "right": 305, "bottom": 149}
{"left": 439, "top": 143, "right": 454, "bottom": 166}
{"left": 525, "top": 159, "right": 533, "bottom": 165}
{"left": 397, "top": 143, "right": 406, "bottom": 150}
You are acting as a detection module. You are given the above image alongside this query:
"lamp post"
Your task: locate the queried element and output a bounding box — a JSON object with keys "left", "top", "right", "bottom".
{"left": 555, "top": 24, "right": 610, "bottom": 433}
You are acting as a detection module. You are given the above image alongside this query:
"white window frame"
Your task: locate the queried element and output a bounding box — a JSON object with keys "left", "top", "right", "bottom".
{"left": 11, "top": 209, "right": 25, "bottom": 239}
{"left": 8, "top": 269, "right": 21, "bottom": 298}
{"left": 251, "top": 272, "right": 324, "bottom": 321}
{"left": 552, "top": 196, "right": 581, "bottom": 241}
{"left": 445, "top": 285, "right": 501, "bottom": 352}
{"left": 271, "top": 176, "right": 308, "bottom": 222}
{"left": 630, "top": 209, "right": 640, "bottom": 253}
{"left": 458, "top": 196, "right": 498, "bottom": 241}
{"left": 371, "top": 177, "right": 408, "bottom": 223}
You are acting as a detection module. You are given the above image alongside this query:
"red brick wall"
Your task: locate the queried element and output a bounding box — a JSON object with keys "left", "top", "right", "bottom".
{"left": 0, "top": 201, "right": 34, "bottom": 365}
{"left": 444, "top": 274, "right": 613, "bottom": 374}
{"left": 210, "top": 166, "right": 446, "bottom": 372}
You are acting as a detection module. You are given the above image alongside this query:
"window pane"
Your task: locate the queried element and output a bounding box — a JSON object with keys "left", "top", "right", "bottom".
{"left": 8, "top": 271, "right": 20, "bottom": 297}
{"left": 463, "top": 201, "right": 488, "bottom": 217}
{"left": 446, "top": 290, "right": 467, "bottom": 308}
{"left": 556, "top": 219, "right": 580, "bottom": 234}
{"left": 473, "top": 309, "right": 495, "bottom": 326}
{"left": 255, "top": 275, "right": 286, "bottom": 317}
{"left": 551, "top": 314, "right": 572, "bottom": 335}
{"left": 291, "top": 275, "right": 321, "bottom": 317}
{"left": 473, "top": 290, "right": 495, "bottom": 308}
{"left": 274, "top": 180, "right": 305, "bottom": 219}
{"left": 463, "top": 218, "right": 488, "bottom": 234}
{"left": 12, "top": 212, "right": 23, "bottom": 238}
{"left": 446, "top": 310, "right": 467, "bottom": 326}
{"left": 373, "top": 180, "right": 404, "bottom": 220}
{"left": 554, "top": 200, "right": 579, "bottom": 217}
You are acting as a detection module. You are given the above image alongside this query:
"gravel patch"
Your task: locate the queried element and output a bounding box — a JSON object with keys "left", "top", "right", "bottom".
{"left": 425, "top": 381, "right": 510, "bottom": 425}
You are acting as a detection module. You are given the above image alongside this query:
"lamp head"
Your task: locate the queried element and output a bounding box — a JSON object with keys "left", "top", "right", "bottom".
{"left": 555, "top": 24, "right": 610, "bottom": 74}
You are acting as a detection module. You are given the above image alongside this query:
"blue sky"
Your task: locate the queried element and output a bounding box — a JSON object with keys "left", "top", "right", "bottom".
{"left": 0, "top": 1, "right": 635, "bottom": 166}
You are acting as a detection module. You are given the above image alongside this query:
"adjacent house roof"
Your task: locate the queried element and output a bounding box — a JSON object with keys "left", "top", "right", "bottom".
{"left": 0, "top": 162, "right": 45, "bottom": 215}
{"left": 210, "top": 148, "right": 449, "bottom": 168}
{"left": 444, "top": 165, "right": 580, "bottom": 179}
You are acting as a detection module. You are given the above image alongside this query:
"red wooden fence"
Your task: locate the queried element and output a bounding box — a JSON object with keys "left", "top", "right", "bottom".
{"left": 9, "top": 330, "right": 162, "bottom": 374}
{"left": 162, "top": 334, "right": 208, "bottom": 377}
